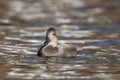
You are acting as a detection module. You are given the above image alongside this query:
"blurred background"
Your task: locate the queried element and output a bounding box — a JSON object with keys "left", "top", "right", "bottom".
{"left": 0, "top": 0, "right": 120, "bottom": 80}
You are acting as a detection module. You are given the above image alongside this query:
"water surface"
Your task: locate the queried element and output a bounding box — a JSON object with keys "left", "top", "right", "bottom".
{"left": 0, "top": 0, "right": 120, "bottom": 80}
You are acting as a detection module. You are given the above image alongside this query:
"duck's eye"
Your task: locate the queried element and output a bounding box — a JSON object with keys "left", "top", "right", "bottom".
{"left": 52, "top": 32, "right": 56, "bottom": 35}
{"left": 53, "top": 33, "right": 55, "bottom": 35}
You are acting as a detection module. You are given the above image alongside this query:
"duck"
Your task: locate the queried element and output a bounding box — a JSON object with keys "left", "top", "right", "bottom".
{"left": 37, "top": 27, "right": 77, "bottom": 58}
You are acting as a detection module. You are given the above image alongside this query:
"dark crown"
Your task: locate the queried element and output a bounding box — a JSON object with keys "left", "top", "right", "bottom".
{"left": 47, "top": 27, "right": 56, "bottom": 35}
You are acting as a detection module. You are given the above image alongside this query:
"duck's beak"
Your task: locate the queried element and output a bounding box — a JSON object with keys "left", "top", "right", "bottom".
{"left": 56, "top": 31, "right": 60, "bottom": 36}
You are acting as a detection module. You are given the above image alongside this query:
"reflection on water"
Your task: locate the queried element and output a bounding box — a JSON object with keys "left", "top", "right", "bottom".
{"left": 0, "top": 0, "right": 120, "bottom": 80}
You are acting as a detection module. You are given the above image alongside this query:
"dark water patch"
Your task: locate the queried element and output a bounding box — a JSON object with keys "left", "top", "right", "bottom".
{"left": 88, "top": 26, "right": 99, "bottom": 31}
{"left": 65, "top": 21, "right": 88, "bottom": 26}
{"left": 65, "top": 22, "right": 104, "bottom": 26}
{"left": 26, "top": 54, "right": 45, "bottom": 60}
{"left": 33, "top": 44, "right": 42, "bottom": 49}
{"left": 112, "top": 0, "right": 120, "bottom": 2}
{"left": 98, "top": 27, "right": 120, "bottom": 32}
{"left": 53, "top": 58, "right": 81, "bottom": 64}
{"left": 88, "top": 26, "right": 120, "bottom": 32}
{"left": 70, "top": 6, "right": 118, "bottom": 12}
{"left": 98, "top": 54, "right": 120, "bottom": 63}
{"left": 77, "top": 55, "right": 98, "bottom": 62}
{"left": 99, "top": 54, "right": 120, "bottom": 59}
{"left": 58, "top": 36, "right": 80, "bottom": 40}
{"left": 17, "top": 20, "right": 54, "bottom": 27}
{"left": 111, "top": 40, "right": 120, "bottom": 45}
{"left": 88, "top": 41, "right": 111, "bottom": 46}
{"left": 24, "top": 36, "right": 45, "bottom": 40}
{"left": 19, "top": 56, "right": 45, "bottom": 65}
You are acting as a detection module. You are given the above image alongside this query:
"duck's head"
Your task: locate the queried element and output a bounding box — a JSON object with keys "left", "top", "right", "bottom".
{"left": 46, "top": 28, "right": 58, "bottom": 46}
{"left": 46, "top": 27, "right": 56, "bottom": 36}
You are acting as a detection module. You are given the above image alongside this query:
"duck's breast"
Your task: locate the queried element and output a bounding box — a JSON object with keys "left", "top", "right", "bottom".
{"left": 42, "top": 45, "right": 60, "bottom": 57}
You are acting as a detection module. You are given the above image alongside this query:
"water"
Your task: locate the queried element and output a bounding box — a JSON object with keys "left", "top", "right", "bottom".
{"left": 0, "top": 0, "right": 120, "bottom": 80}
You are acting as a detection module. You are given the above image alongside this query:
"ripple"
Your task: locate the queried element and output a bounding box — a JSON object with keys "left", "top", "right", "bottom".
{"left": 7, "top": 68, "right": 36, "bottom": 79}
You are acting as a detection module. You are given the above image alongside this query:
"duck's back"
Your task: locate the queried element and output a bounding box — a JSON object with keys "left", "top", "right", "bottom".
{"left": 59, "top": 44, "right": 77, "bottom": 58}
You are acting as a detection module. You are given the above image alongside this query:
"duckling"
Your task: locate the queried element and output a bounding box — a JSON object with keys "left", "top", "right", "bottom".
{"left": 37, "top": 27, "right": 77, "bottom": 58}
